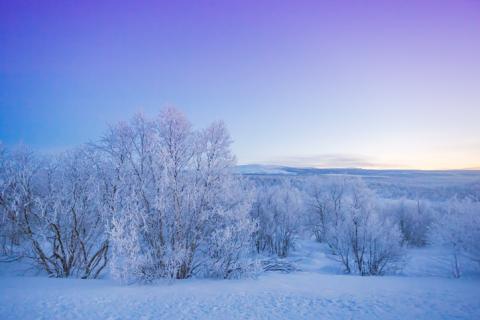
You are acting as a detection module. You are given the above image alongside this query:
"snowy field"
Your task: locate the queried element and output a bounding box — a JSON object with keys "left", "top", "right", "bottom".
{"left": 1, "top": 241, "right": 479, "bottom": 320}
{"left": 2, "top": 273, "right": 479, "bottom": 320}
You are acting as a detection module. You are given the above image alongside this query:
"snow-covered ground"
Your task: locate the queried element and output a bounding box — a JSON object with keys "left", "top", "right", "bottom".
{"left": 1, "top": 273, "right": 479, "bottom": 319}
{"left": 1, "top": 241, "right": 479, "bottom": 320}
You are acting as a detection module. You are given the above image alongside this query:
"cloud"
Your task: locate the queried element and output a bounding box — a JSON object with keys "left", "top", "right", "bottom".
{"left": 261, "top": 153, "right": 406, "bottom": 169}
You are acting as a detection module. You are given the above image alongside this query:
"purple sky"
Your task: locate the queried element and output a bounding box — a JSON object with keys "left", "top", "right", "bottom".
{"left": 1, "top": 0, "right": 479, "bottom": 169}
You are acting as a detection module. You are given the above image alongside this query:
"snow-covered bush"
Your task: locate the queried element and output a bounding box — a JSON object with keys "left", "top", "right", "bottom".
{"left": 429, "top": 198, "right": 480, "bottom": 278}
{"left": 252, "top": 180, "right": 303, "bottom": 257}
{"left": 0, "top": 146, "right": 110, "bottom": 278}
{"left": 306, "top": 176, "right": 345, "bottom": 243}
{"left": 382, "top": 198, "right": 434, "bottom": 247}
{"left": 0, "top": 144, "right": 36, "bottom": 258}
{"left": 362, "top": 214, "right": 404, "bottom": 275}
{"left": 102, "top": 109, "right": 256, "bottom": 282}
{"left": 308, "top": 177, "right": 404, "bottom": 275}
{"left": 40, "top": 149, "right": 110, "bottom": 278}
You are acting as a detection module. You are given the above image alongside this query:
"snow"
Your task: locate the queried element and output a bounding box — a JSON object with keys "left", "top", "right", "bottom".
{"left": 1, "top": 273, "right": 479, "bottom": 319}
{"left": 1, "top": 241, "right": 480, "bottom": 320}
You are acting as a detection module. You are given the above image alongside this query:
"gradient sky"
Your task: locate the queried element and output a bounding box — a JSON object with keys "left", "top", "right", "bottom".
{"left": 1, "top": 0, "right": 479, "bottom": 169}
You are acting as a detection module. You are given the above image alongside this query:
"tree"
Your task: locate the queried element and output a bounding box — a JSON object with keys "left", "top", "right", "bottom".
{"left": 252, "top": 180, "right": 303, "bottom": 257}
{"left": 384, "top": 198, "right": 433, "bottom": 247}
{"left": 308, "top": 177, "right": 404, "bottom": 275}
{"left": 0, "top": 144, "right": 36, "bottom": 258}
{"left": 429, "top": 198, "right": 480, "bottom": 278}
{"left": 306, "top": 176, "right": 345, "bottom": 243}
{"left": 104, "top": 109, "right": 256, "bottom": 282}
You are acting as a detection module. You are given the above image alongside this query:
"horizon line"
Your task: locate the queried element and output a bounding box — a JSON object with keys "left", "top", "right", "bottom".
{"left": 236, "top": 163, "right": 480, "bottom": 172}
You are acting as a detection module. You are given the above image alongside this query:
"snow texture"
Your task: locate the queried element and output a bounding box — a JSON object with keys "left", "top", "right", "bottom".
{"left": 1, "top": 240, "right": 479, "bottom": 320}
{"left": 1, "top": 272, "right": 479, "bottom": 320}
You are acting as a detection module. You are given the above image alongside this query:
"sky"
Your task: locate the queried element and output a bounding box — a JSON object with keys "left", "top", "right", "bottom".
{"left": 1, "top": 0, "right": 479, "bottom": 170}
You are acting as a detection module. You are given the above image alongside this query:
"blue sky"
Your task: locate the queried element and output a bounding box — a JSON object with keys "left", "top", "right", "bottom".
{"left": 1, "top": 0, "right": 479, "bottom": 169}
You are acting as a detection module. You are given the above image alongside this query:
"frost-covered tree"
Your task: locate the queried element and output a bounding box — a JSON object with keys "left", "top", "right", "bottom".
{"left": 0, "top": 145, "right": 110, "bottom": 277}
{"left": 308, "top": 177, "right": 404, "bottom": 275}
{"left": 382, "top": 198, "right": 433, "bottom": 247}
{"left": 103, "top": 109, "right": 256, "bottom": 282}
{"left": 252, "top": 180, "right": 303, "bottom": 257}
{"left": 43, "top": 149, "right": 110, "bottom": 278}
{"left": 306, "top": 176, "right": 346, "bottom": 243}
{"left": 0, "top": 142, "right": 12, "bottom": 255}
{"left": 0, "top": 144, "right": 36, "bottom": 257}
{"left": 0, "top": 110, "right": 257, "bottom": 281}
{"left": 429, "top": 198, "right": 480, "bottom": 278}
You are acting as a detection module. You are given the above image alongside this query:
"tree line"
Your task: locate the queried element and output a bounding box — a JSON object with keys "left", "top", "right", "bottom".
{"left": 1, "top": 108, "right": 479, "bottom": 281}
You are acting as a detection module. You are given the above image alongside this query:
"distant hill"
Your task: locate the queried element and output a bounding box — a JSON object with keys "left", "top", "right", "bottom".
{"left": 235, "top": 164, "right": 480, "bottom": 177}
